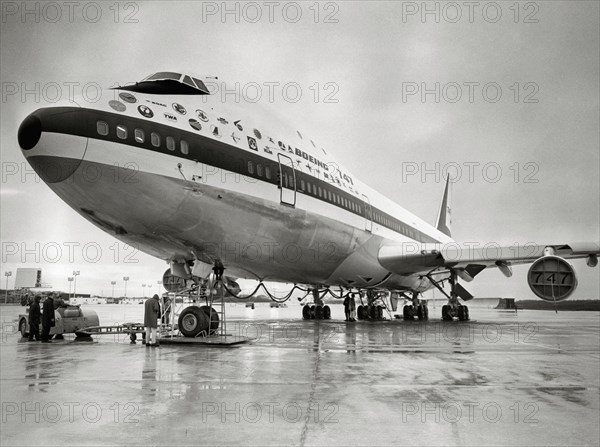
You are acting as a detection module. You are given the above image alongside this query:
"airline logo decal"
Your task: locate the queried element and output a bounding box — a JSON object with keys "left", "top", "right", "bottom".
{"left": 189, "top": 118, "right": 202, "bottom": 131}
{"left": 172, "top": 103, "right": 187, "bottom": 115}
{"left": 231, "top": 132, "right": 241, "bottom": 143}
{"left": 263, "top": 146, "right": 273, "bottom": 154}
{"left": 196, "top": 110, "right": 209, "bottom": 122}
{"left": 138, "top": 105, "right": 154, "bottom": 118}
{"left": 217, "top": 117, "right": 229, "bottom": 125}
{"left": 253, "top": 129, "right": 262, "bottom": 139}
{"left": 234, "top": 120, "right": 243, "bottom": 131}
{"left": 211, "top": 125, "right": 221, "bottom": 138}
{"left": 119, "top": 92, "right": 137, "bottom": 103}
{"left": 247, "top": 136, "right": 258, "bottom": 151}
{"left": 164, "top": 112, "right": 177, "bottom": 121}
{"left": 109, "top": 100, "right": 126, "bottom": 112}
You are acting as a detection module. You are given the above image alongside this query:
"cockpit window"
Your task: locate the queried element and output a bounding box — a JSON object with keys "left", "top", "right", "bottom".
{"left": 182, "top": 75, "right": 195, "bottom": 88}
{"left": 192, "top": 77, "right": 210, "bottom": 94}
{"left": 145, "top": 72, "right": 181, "bottom": 81}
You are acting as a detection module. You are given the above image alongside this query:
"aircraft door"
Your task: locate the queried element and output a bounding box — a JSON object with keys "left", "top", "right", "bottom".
{"left": 277, "top": 153, "right": 296, "bottom": 207}
{"left": 362, "top": 194, "right": 372, "bottom": 232}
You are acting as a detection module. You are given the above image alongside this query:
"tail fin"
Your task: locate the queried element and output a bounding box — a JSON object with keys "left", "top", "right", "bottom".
{"left": 436, "top": 176, "right": 452, "bottom": 237}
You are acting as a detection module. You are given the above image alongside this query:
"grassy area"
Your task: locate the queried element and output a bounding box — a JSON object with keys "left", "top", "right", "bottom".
{"left": 516, "top": 300, "right": 600, "bottom": 311}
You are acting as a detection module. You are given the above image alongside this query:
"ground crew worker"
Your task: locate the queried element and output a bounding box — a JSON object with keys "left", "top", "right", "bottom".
{"left": 144, "top": 294, "right": 161, "bottom": 346}
{"left": 343, "top": 295, "right": 351, "bottom": 321}
{"left": 28, "top": 295, "right": 41, "bottom": 341}
{"left": 162, "top": 295, "right": 171, "bottom": 325}
{"left": 349, "top": 293, "right": 357, "bottom": 322}
{"left": 41, "top": 295, "right": 55, "bottom": 342}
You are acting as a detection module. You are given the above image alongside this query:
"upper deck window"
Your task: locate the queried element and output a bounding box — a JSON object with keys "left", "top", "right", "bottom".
{"left": 145, "top": 72, "right": 181, "bottom": 81}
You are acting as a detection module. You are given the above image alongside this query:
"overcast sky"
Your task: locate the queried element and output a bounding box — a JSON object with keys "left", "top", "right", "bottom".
{"left": 1, "top": 1, "right": 598, "bottom": 299}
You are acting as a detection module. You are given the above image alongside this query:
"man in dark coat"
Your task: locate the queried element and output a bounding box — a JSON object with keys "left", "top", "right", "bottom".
{"left": 28, "top": 295, "right": 41, "bottom": 341}
{"left": 144, "top": 294, "right": 161, "bottom": 346}
{"left": 41, "top": 295, "right": 55, "bottom": 342}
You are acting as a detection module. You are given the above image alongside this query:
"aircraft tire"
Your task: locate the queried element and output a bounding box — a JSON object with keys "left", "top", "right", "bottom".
{"left": 357, "top": 305, "right": 366, "bottom": 320}
{"left": 315, "top": 306, "right": 324, "bottom": 320}
{"left": 199, "top": 305, "right": 220, "bottom": 333}
{"left": 310, "top": 305, "right": 316, "bottom": 319}
{"left": 19, "top": 318, "right": 28, "bottom": 338}
{"left": 178, "top": 306, "right": 209, "bottom": 337}
{"left": 323, "top": 305, "right": 331, "bottom": 320}
{"left": 442, "top": 305, "right": 452, "bottom": 321}
{"left": 377, "top": 306, "right": 384, "bottom": 320}
{"left": 302, "top": 305, "right": 311, "bottom": 320}
{"left": 423, "top": 305, "right": 429, "bottom": 320}
{"left": 464, "top": 306, "right": 469, "bottom": 320}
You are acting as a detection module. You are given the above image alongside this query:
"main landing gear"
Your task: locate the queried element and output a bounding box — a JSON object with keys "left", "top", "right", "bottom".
{"left": 356, "top": 290, "right": 388, "bottom": 321}
{"left": 401, "top": 292, "right": 429, "bottom": 321}
{"left": 426, "top": 269, "right": 471, "bottom": 321}
{"left": 302, "top": 288, "right": 331, "bottom": 320}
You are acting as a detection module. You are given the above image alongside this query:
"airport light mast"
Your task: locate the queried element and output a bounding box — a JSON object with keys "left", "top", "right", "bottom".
{"left": 157, "top": 280, "right": 162, "bottom": 295}
{"left": 4, "top": 271, "right": 12, "bottom": 304}
{"left": 111, "top": 281, "right": 116, "bottom": 298}
{"left": 123, "top": 276, "right": 129, "bottom": 297}
{"left": 142, "top": 284, "right": 147, "bottom": 298}
{"left": 73, "top": 271, "right": 80, "bottom": 298}
{"left": 68, "top": 276, "right": 74, "bottom": 299}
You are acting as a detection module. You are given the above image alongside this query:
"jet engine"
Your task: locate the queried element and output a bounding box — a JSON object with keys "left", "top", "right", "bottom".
{"left": 527, "top": 255, "right": 578, "bottom": 301}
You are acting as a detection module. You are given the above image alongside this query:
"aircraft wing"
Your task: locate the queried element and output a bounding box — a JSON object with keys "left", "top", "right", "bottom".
{"left": 378, "top": 241, "right": 600, "bottom": 281}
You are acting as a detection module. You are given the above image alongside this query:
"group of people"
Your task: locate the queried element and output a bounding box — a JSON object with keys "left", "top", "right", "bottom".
{"left": 143, "top": 294, "right": 171, "bottom": 347}
{"left": 27, "top": 294, "right": 58, "bottom": 343}
{"left": 343, "top": 293, "right": 357, "bottom": 322}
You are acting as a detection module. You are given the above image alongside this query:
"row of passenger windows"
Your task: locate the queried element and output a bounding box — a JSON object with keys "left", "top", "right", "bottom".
{"left": 97, "top": 121, "right": 420, "bottom": 239}
{"left": 97, "top": 121, "right": 189, "bottom": 154}
{"left": 246, "top": 160, "right": 364, "bottom": 215}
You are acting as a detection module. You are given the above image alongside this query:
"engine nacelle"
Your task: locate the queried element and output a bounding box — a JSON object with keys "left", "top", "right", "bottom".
{"left": 527, "top": 255, "right": 578, "bottom": 301}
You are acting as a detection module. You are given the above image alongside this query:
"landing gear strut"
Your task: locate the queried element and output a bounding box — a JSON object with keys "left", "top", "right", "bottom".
{"left": 427, "top": 269, "right": 470, "bottom": 321}
{"left": 401, "top": 292, "right": 429, "bottom": 321}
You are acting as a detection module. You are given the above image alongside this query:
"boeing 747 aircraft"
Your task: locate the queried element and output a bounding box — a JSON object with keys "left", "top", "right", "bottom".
{"left": 17, "top": 71, "right": 600, "bottom": 336}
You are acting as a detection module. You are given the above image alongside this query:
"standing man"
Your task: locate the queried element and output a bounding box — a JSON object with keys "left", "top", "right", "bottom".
{"left": 343, "top": 295, "right": 350, "bottom": 321}
{"left": 41, "top": 295, "right": 55, "bottom": 343}
{"left": 28, "top": 295, "right": 41, "bottom": 341}
{"left": 144, "top": 294, "right": 161, "bottom": 346}
{"left": 349, "top": 293, "right": 357, "bottom": 322}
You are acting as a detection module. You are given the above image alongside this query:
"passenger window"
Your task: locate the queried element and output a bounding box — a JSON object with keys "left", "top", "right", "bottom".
{"left": 257, "top": 164, "right": 263, "bottom": 177}
{"left": 166, "top": 136, "right": 175, "bottom": 151}
{"left": 97, "top": 121, "right": 109, "bottom": 136}
{"left": 265, "top": 166, "right": 271, "bottom": 179}
{"left": 151, "top": 132, "right": 161, "bottom": 147}
{"left": 248, "top": 161, "right": 254, "bottom": 174}
{"left": 328, "top": 191, "right": 332, "bottom": 201}
{"left": 134, "top": 129, "right": 145, "bottom": 143}
{"left": 116, "top": 125, "right": 127, "bottom": 139}
{"left": 318, "top": 186, "right": 322, "bottom": 197}
{"left": 181, "top": 140, "right": 189, "bottom": 154}
{"left": 300, "top": 179, "right": 305, "bottom": 191}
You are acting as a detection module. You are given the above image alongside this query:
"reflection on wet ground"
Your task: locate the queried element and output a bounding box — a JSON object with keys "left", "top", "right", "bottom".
{"left": 1, "top": 306, "right": 598, "bottom": 446}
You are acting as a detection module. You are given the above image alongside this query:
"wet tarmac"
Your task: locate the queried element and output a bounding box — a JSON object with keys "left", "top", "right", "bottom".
{"left": 1, "top": 305, "right": 599, "bottom": 446}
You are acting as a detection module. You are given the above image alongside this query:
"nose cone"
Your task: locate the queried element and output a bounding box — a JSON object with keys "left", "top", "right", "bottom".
{"left": 18, "top": 114, "right": 42, "bottom": 150}
{"left": 18, "top": 108, "right": 87, "bottom": 183}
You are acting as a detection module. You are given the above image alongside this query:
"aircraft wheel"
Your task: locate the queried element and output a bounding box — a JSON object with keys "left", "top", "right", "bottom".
{"left": 323, "top": 305, "right": 331, "bottom": 320}
{"left": 19, "top": 318, "right": 28, "bottom": 338}
{"left": 457, "top": 306, "right": 467, "bottom": 321}
{"left": 199, "top": 305, "right": 220, "bottom": 333}
{"left": 423, "top": 305, "right": 429, "bottom": 320}
{"left": 357, "top": 305, "right": 366, "bottom": 320}
{"left": 310, "top": 305, "right": 316, "bottom": 319}
{"left": 377, "top": 306, "right": 384, "bottom": 320}
{"left": 464, "top": 306, "right": 470, "bottom": 321}
{"left": 417, "top": 305, "right": 425, "bottom": 320}
{"left": 315, "top": 306, "right": 324, "bottom": 320}
{"left": 369, "top": 306, "right": 377, "bottom": 320}
{"left": 403, "top": 305, "right": 410, "bottom": 320}
{"left": 442, "top": 305, "right": 453, "bottom": 321}
{"left": 302, "top": 304, "right": 311, "bottom": 320}
{"left": 178, "top": 306, "right": 209, "bottom": 337}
